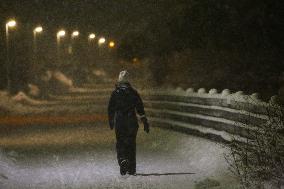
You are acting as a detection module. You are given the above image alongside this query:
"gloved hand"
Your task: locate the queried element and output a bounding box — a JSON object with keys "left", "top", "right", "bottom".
{"left": 141, "top": 117, "right": 150, "bottom": 133}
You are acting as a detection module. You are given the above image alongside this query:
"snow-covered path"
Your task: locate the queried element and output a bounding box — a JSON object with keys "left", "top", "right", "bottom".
{"left": 0, "top": 124, "right": 237, "bottom": 189}
{"left": 0, "top": 86, "right": 239, "bottom": 188}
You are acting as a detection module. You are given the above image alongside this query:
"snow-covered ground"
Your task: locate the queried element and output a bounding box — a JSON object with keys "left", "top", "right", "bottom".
{"left": 0, "top": 124, "right": 239, "bottom": 189}
{"left": 0, "top": 86, "right": 240, "bottom": 188}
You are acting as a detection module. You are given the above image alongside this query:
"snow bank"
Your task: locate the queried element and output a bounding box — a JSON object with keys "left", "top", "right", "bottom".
{"left": 12, "top": 92, "right": 43, "bottom": 105}
{"left": 0, "top": 91, "right": 50, "bottom": 115}
{"left": 27, "top": 84, "right": 40, "bottom": 97}
{"left": 30, "top": 70, "right": 74, "bottom": 97}
{"left": 53, "top": 71, "right": 73, "bottom": 88}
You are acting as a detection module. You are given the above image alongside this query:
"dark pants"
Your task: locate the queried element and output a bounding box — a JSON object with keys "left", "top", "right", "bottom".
{"left": 115, "top": 126, "right": 138, "bottom": 173}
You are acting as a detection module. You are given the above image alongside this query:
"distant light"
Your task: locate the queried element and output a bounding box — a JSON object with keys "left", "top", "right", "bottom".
{"left": 98, "top": 37, "right": 106, "bottom": 45}
{"left": 6, "top": 20, "right": 16, "bottom": 28}
{"left": 89, "top": 33, "right": 96, "bottom": 39}
{"left": 57, "top": 30, "right": 66, "bottom": 37}
{"left": 132, "top": 57, "right": 140, "bottom": 65}
{"left": 34, "top": 26, "right": 43, "bottom": 33}
{"left": 109, "top": 41, "right": 115, "bottom": 48}
{"left": 72, "top": 31, "right": 79, "bottom": 37}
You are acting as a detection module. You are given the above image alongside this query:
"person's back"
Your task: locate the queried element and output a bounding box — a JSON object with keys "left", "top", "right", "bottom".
{"left": 108, "top": 70, "right": 149, "bottom": 175}
{"left": 109, "top": 82, "right": 145, "bottom": 128}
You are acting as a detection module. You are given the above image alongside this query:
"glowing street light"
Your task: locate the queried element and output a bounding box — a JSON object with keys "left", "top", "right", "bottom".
{"left": 57, "top": 30, "right": 66, "bottom": 38}
{"left": 72, "top": 31, "right": 79, "bottom": 38}
{"left": 57, "top": 30, "right": 66, "bottom": 45}
{"left": 6, "top": 20, "right": 16, "bottom": 28}
{"left": 34, "top": 26, "right": 43, "bottom": 33}
{"left": 98, "top": 37, "right": 106, "bottom": 45}
{"left": 89, "top": 33, "right": 96, "bottom": 40}
{"left": 5, "top": 19, "right": 17, "bottom": 91}
{"left": 57, "top": 30, "right": 66, "bottom": 64}
{"left": 33, "top": 26, "right": 43, "bottom": 50}
{"left": 69, "top": 31, "right": 80, "bottom": 55}
{"left": 109, "top": 41, "right": 115, "bottom": 48}
{"left": 33, "top": 26, "right": 43, "bottom": 66}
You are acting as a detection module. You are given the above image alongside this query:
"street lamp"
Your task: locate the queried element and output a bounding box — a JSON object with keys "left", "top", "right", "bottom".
{"left": 33, "top": 26, "right": 43, "bottom": 54}
{"left": 34, "top": 26, "right": 43, "bottom": 33}
{"left": 33, "top": 26, "right": 43, "bottom": 76}
{"left": 57, "top": 30, "right": 66, "bottom": 64}
{"left": 88, "top": 33, "right": 96, "bottom": 40}
{"left": 71, "top": 31, "right": 79, "bottom": 38}
{"left": 109, "top": 41, "right": 115, "bottom": 48}
{"left": 69, "top": 31, "right": 79, "bottom": 54}
{"left": 98, "top": 37, "right": 106, "bottom": 45}
{"left": 57, "top": 30, "right": 66, "bottom": 47}
{"left": 5, "top": 19, "right": 17, "bottom": 91}
{"left": 57, "top": 30, "right": 66, "bottom": 38}
{"left": 6, "top": 20, "right": 16, "bottom": 28}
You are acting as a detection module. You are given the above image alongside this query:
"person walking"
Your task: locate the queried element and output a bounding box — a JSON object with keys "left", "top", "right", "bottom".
{"left": 108, "top": 70, "right": 150, "bottom": 175}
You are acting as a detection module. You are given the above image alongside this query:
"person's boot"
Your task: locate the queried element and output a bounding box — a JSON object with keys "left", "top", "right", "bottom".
{"left": 120, "top": 159, "right": 129, "bottom": 175}
{"left": 128, "top": 170, "right": 136, "bottom": 176}
{"left": 128, "top": 163, "right": 136, "bottom": 175}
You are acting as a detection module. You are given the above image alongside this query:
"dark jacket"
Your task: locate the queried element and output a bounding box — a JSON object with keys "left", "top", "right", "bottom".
{"left": 108, "top": 82, "right": 146, "bottom": 130}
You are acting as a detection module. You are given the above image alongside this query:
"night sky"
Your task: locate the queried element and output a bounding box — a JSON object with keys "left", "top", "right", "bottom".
{"left": 0, "top": 0, "right": 283, "bottom": 96}
{"left": 0, "top": 0, "right": 174, "bottom": 41}
{"left": 1, "top": 0, "right": 282, "bottom": 52}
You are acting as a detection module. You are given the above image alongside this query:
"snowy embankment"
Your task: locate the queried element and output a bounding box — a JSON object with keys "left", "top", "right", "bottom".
{"left": 0, "top": 91, "right": 58, "bottom": 115}
{"left": 0, "top": 71, "right": 114, "bottom": 116}
{"left": 0, "top": 70, "right": 74, "bottom": 115}
{"left": 1, "top": 70, "right": 85, "bottom": 113}
{"left": 0, "top": 88, "right": 109, "bottom": 116}
{"left": 0, "top": 91, "right": 40, "bottom": 115}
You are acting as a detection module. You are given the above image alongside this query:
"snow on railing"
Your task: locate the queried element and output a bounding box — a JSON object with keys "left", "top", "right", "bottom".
{"left": 140, "top": 86, "right": 280, "bottom": 143}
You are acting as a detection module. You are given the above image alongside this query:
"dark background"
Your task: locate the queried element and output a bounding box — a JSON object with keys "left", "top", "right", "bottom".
{"left": 0, "top": 0, "right": 283, "bottom": 98}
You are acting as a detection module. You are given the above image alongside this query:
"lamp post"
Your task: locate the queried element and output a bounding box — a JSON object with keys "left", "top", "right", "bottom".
{"left": 56, "top": 30, "right": 66, "bottom": 65}
{"left": 57, "top": 30, "right": 66, "bottom": 46}
{"left": 5, "top": 20, "right": 16, "bottom": 92}
{"left": 86, "top": 33, "right": 97, "bottom": 72}
{"left": 69, "top": 31, "right": 79, "bottom": 54}
{"left": 33, "top": 26, "right": 43, "bottom": 60}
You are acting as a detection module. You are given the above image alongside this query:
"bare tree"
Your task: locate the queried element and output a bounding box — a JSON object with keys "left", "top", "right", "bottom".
{"left": 225, "top": 99, "right": 284, "bottom": 189}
